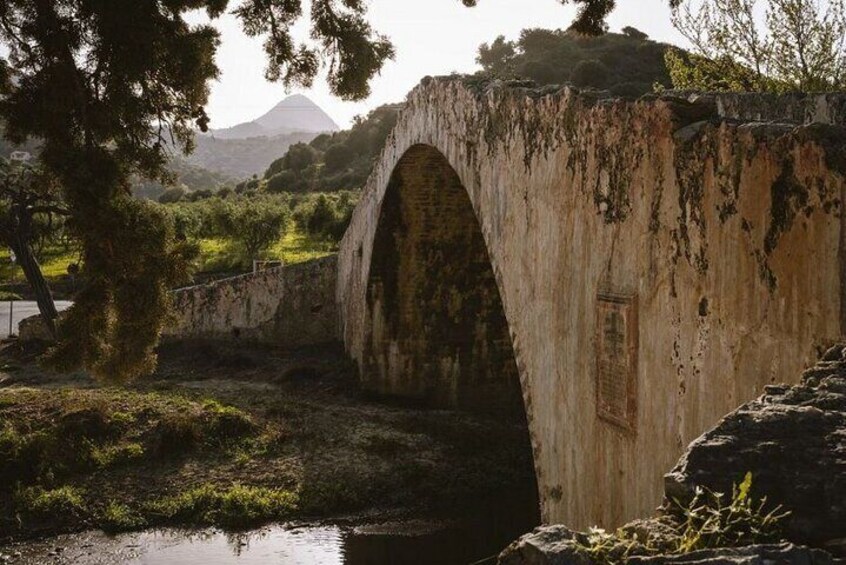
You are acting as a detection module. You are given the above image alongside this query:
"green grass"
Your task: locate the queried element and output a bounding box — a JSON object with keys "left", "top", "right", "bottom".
{"left": 0, "top": 224, "right": 334, "bottom": 283}
{"left": 146, "top": 483, "right": 298, "bottom": 528}
{"left": 0, "top": 245, "right": 79, "bottom": 282}
{"left": 98, "top": 501, "right": 147, "bottom": 532}
{"left": 273, "top": 228, "right": 336, "bottom": 265}
{"left": 14, "top": 485, "right": 87, "bottom": 520}
{"left": 196, "top": 224, "right": 335, "bottom": 274}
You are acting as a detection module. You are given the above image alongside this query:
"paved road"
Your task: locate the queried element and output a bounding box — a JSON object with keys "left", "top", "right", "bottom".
{"left": 0, "top": 300, "right": 73, "bottom": 338}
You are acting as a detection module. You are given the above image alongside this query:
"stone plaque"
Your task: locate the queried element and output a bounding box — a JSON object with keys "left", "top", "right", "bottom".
{"left": 595, "top": 293, "right": 638, "bottom": 432}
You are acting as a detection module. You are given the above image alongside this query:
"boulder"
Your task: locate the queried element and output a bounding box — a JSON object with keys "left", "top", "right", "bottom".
{"left": 628, "top": 544, "right": 834, "bottom": 565}
{"left": 664, "top": 344, "right": 846, "bottom": 548}
{"left": 497, "top": 525, "right": 593, "bottom": 565}
{"left": 18, "top": 314, "right": 53, "bottom": 342}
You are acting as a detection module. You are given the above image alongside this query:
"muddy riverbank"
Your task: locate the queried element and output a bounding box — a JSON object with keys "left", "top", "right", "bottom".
{"left": 0, "top": 339, "right": 539, "bottom": 555}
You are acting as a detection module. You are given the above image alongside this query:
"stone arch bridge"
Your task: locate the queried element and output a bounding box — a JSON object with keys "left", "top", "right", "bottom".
{"left": 336, "top": 78, "right": 846, "bottom": 529}
{"left": 166, "top": 77, "right": 846, "bottom": 531}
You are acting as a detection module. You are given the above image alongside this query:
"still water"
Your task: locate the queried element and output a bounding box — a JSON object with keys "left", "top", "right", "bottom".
{"left": 1, "top": 491, "right": 540, "bottom": 565}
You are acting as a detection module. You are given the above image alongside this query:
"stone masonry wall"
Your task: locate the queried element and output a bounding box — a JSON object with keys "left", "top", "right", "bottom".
{"left": 164, "top": 255, "right": 338, "bottom": 347}
{"left": 337, "top": 78, "right": 846, "bottom": 530}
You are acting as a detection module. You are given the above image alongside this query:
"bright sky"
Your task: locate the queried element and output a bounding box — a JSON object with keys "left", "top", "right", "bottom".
{"left": 204, "top": 1, "right": 688, "bottom": 129}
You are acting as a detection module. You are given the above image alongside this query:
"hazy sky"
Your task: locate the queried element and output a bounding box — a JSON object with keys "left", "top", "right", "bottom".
{"left": 203, "top": 1, "right": 688, "bottom": 129}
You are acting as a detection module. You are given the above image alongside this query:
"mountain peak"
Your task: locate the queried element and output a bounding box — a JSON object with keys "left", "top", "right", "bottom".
{"left": 211, "top": 94, "right": 339, "bottom": 140}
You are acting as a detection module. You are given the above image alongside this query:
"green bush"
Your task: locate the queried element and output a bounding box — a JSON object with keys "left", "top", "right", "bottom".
{"left": 98, "top": 501, "right": 147, "bottom": 532}
{"left": 90, "top": 442, "right": 145, "bottom": 469}
{"left": 202, "top": 400, "right": 256, "bottom": 445}
{"left": 15, "top": 485, "right": 87, "bottom": 520}
{"left": 147, "top": 483, "right": 298, "bottom": 528}
{"left": 571, "top": 473, "right": 789, "bottom": 565}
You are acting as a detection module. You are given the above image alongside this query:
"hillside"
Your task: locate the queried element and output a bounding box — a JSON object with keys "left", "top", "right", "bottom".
{"left": 476, "top": 26, "right": 672, "bottom": 95}
{"left": 133, "top": 156, "right": 236, "bottom": 201}
{"left": 257, "top": 104, "right": 401, "bottom": 194}
{"left": 185, "top": 130, "right": 318, "bottom": 179}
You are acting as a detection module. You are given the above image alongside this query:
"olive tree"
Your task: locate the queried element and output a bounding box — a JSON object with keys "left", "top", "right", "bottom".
{"left": 215, "top": 197, "right": 289, "bottom": 262}
{"left": 0, "top": 162, "right": 66, "bottom": 337}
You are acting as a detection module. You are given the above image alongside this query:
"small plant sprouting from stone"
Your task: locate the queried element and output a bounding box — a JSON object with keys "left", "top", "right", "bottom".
{"left": 574, "top": 472, "right": 790, "bottom": 565}
{"left": 672, "top": 472, "right": 790, "bottom": 553}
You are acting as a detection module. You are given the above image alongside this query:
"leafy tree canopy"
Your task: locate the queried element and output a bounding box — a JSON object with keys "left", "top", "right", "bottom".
{"left": 476, "top": 27, "right": 673, "bottom": 94}
{"left": 668, "top": 0, "right": 846, "bottom": 92}
{"left": 0, "top": 0, "right": 393, "bottom": 383}
{"left": 263, "top": 104, "right": 401, "bottom": 194}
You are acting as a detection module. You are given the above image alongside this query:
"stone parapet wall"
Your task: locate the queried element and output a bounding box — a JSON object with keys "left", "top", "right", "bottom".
{"left": 164, "top": 255, "right": 339, "bottom": 348}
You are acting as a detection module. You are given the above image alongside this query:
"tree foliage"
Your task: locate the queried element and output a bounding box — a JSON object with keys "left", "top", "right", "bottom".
{"left": 213, "top": 197, "right": 289, "bottom": 261}
{"left": 476, "top": 28, "right": 672, "bottom": 94}
{"left": 263, "top": 104, "right": 401, "bottom": 193}
{"left": 0, "top": 0, "right": 393, "bottom": 382}
{"left": 0, "top": 161, "right": 65, "bottom": 335}
{"left": 668, "top": 0, "right": 846, "bottom": 91}
{"left": 466, "top": 0, "right": 619, "bottom": 35}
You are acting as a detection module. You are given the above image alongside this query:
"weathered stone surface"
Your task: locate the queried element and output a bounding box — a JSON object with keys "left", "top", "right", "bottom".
{"left": 338, "top": 76, "right": 846, "bottom": 528}
{"left": 665, "top": 345, "right": 846, "bottom": 548}
{"left": 627, "top": 544, "right": 834, "bottom": 565}
{"left": 164, "top": 255, "right": 338, "bottom": 348}
{"left": 17, "top": 313, "right": 57, "bottom": 342}
{"left": 498, "top": 525, "right": 590, "bottom": 565}
{"left": 498, "top": 528, "right": 834, "bottom": 565}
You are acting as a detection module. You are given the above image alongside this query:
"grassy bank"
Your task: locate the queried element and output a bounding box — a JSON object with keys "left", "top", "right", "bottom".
{"left": 0, "top": 342, "right": 536, "bottom": 541}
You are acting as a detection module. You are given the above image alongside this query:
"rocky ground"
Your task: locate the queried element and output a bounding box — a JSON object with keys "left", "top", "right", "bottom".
{"left": 499, "top": 345, "right": 846, "bottom": 564}
{"left": 0, "top": 339, "right": 538, "bottom": 543}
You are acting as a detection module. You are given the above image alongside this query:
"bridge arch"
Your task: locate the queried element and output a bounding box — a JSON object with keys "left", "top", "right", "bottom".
{"left": 362, "top": 144, "right": 525, "bottom": 418}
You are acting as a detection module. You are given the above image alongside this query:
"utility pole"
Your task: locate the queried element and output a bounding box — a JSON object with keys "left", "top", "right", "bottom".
{"left": 8, "top": 248, "right": 15, "bottom": 337}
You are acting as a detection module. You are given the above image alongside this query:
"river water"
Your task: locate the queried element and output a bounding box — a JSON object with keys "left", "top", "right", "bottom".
{"left": 0, "top": 489, "right": 540, "bottom": 564}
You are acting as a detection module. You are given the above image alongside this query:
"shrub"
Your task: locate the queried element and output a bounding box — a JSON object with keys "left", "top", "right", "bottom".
{"left": 153, "top": 411, "right": 203, "bottom": 456}
{"left": 15, "top": 485, "right": 87, "bottom": 520}
{"left": 571, "top": 59, "right": 610, "bottom": 89}
{"left": 90, "top": 442, "right": 145, "bottom": 469}
{"left": 323, "top": 144, "right": 354, "bottom": 172}
{"left": 202, "top": 400, "right": 256, "bottom": 444}
{"left": 671, "top": 472, "right": 789, "bottom": 552}
{"left": 158, "top": 186, "right": 187, "bottom": 204}
{"left": 147, "top": 483, "right": 298, "bottom": 528}
{"left": 213, "top": 196, "right": 290, "bottom": 261}
{"left": 571, "top": 473, "right": 789, "bottom": 565}
{"left": 98, "top": 501, "right": 147, "bottom": 532}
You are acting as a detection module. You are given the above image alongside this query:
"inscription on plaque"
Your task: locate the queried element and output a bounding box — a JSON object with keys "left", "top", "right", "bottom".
{"left": 596, "top": 293, "right": 638, "bottom": 432}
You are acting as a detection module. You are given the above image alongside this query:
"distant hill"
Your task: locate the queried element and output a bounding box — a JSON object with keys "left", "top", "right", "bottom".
{"left": 209, "top": 94, "right": 339, "bottom": 140}
{"left": 476, "top": 26, "right": 673, "bottom": 95}
{"left": 179, "top": 94, "right": 340, "bottom": 179}
{"left": 133, "top": 156, "right": 237, "bottom": 201}
{"left": 184, "top": 131, "right": 319, "bottom": 179}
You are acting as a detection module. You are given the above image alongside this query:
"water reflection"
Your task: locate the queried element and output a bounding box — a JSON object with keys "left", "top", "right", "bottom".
{"left": 2, "top": 489, "right": 539, "bottom": 564}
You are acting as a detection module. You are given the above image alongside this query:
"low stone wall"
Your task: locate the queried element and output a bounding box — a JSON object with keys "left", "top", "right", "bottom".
{"left": 163, "top": 255, "right": 339, "bottom": 348}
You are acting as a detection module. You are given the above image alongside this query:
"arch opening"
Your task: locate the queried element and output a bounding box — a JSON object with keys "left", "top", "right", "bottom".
{"left": 363, "top": 144, "right": 525, "bottom": 420}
